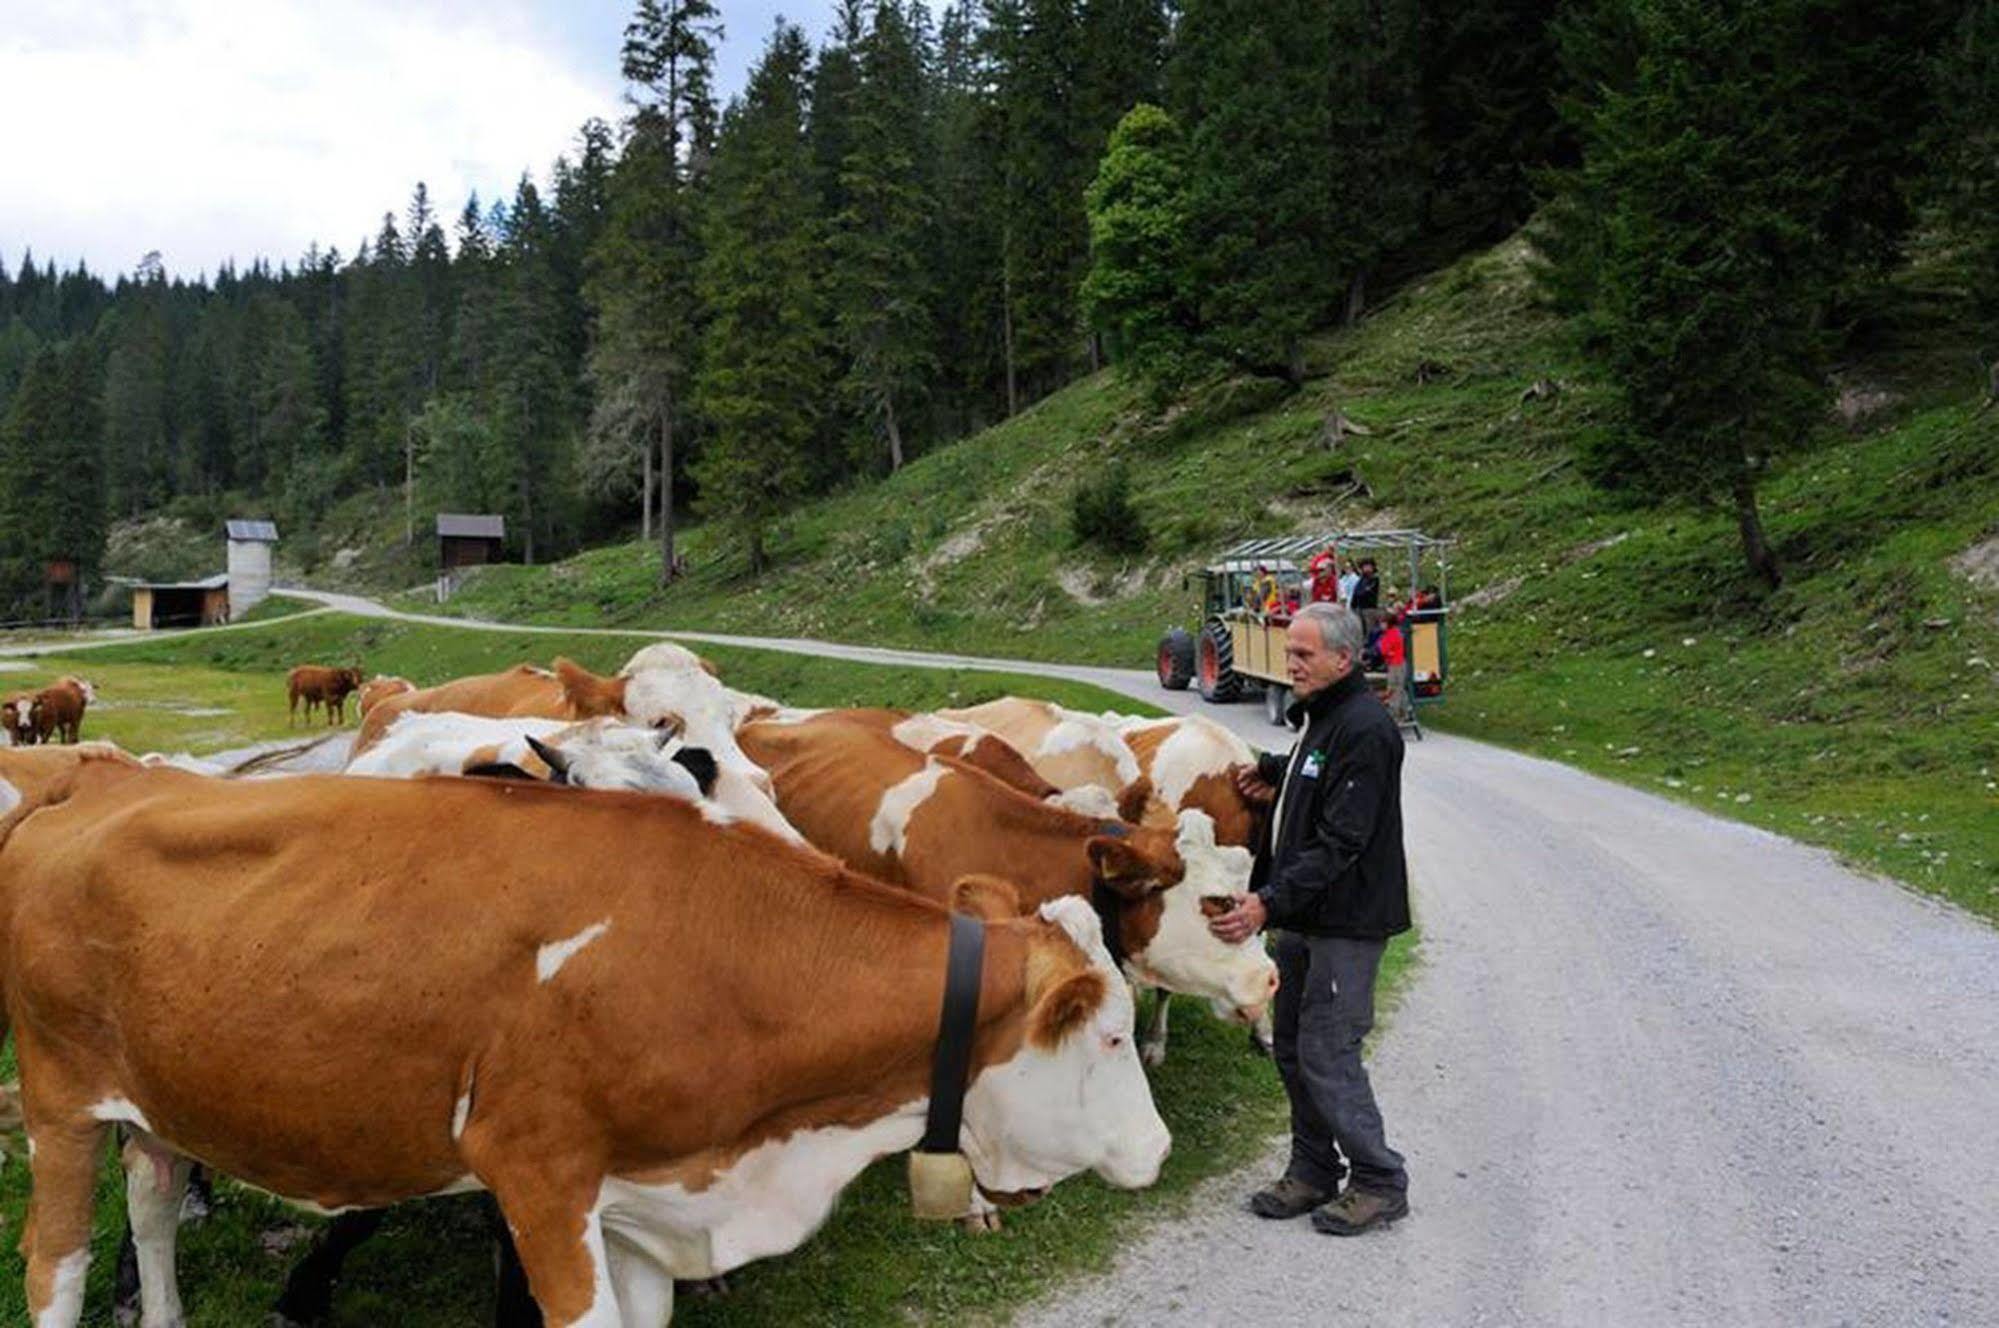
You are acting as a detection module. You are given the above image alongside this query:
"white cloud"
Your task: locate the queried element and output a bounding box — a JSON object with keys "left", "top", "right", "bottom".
{"left": 0, "top": 0, "right": 623, "bottom": 279}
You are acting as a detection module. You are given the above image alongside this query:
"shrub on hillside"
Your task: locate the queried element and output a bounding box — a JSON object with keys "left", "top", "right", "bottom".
{"left": 1071, "top": 464, "right": 1149, "bottom": 555}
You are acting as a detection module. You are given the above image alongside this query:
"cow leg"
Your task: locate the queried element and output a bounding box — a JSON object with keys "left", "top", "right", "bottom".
{"left": 20, "top": 1117, "right": 107, "bottom": 1328}
{"left": 1250, "top": 1004, "right": 1275, "bottom": 1058}
{"left": 271, "top": 1208, "right": 388, "bottom": 1327}
{"left": 122, "top": 1133, "right": 191, "bottom": 1327}
{"left": 957, "top": 1191, "right": 1004, "bottom": 1234}
{"left": 481, "top": 1177, "right": 617, "bottom": 1328}
{"left": 605, "top": 1232, "right": 675, "bottom": 1325}
{"left": 485, "top": 1197, "right": 543, "bottom": 1328}
{"left": 1139, "top": 989, "right": 1172, "bottom": 1068}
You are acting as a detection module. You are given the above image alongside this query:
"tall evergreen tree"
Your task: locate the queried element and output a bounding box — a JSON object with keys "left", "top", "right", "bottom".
{"left": 1081, "top": 103, "right": 1201, "bottom": 397}
{"left": 1926, "top": 0, "right": 1998, "bottom": 336}
{"left": 693, "top": 22, "right": 826, "bottom": 574}
{"left": 1324, "top": 0, "right": 1426, "bottom": 322}
{"left": 587, "top": 0, "right": 721, "bottom": 584}
{"left": 830, "top": 0, "right": 936, "bottom": 473}
{"left": 490, "top": 177, "right": 577, "bottom": 565}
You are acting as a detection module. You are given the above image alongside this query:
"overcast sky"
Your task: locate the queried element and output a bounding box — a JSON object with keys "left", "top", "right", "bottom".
{"left": 0, "top": 1, "right": 840, "bottom": 282}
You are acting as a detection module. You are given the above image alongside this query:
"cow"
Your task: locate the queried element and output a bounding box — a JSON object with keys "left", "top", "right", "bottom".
{"left": 1117, "top": 713, "right": 1273, "bottom": 1060}
{"left": 738, "top": 713, "right": 1277, "bottom": 1024}
{"left": 1, "top": 695, "right": 36, "bottom": 747}
{"left": 26, "top": 677, "right": 92, "bottom": 745}
{"left": 0, "top": 745, "right": 1169, "bottom": 1328}
{"left": 287, "top": 666, "right": 364, "bottom": 727}
{"left": 773, "top": 707, "right": 1124, "bottom": 819}
{"left": 355, "top": 657, "right": 779, "bottom": 828}
{"left": 939, "top": 698, "right": 1172, "bottom": 826}
{"left": 354, "top": 674, "right": 416, "bottom": 718}
{"left": 346, "top": 712, "right": 725, "bottom": 807}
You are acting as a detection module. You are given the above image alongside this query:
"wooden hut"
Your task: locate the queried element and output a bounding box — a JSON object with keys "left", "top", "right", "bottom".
{"left": 436, "top": 514, "right": 506, "bottom": 571}
{"left": 131, "top": 575, "right": 230, "bottom": 630}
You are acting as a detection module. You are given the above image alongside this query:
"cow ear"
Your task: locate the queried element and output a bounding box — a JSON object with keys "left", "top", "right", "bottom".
{"left": 951, "top": 874, "right": 1020, "bottom": 921}
{"left": 554, "top": 658, "right": 626, "bottom": 718}
{"left": 669, "top": 746, "right": 719, "bottom": 796}
{"left": 1115, "top": 776, "right": 1157, "bottom": 825}
{"left": 1086, "top": 836, "right": 1167, "bottom": 901}
{"left": 696, "top": 654, "right": 720, "bottom": 678}
{"left": 1027, "top": 969, "right": 1108, "bottom": 1051}
{"left": 524, "top": 735, "right": 572, "bottom": 784}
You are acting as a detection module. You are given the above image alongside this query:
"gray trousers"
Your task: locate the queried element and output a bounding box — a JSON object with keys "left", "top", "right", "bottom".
{"left": 1272, "top": 931, "right": 1408, "bottom": 1196}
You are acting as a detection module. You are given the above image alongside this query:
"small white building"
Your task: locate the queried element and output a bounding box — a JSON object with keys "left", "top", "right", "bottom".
{"left": 225, "top": 519, "right": 279, "bottom": 618}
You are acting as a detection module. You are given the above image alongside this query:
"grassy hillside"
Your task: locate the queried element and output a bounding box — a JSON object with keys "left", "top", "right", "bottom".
{"left": 402, "top": 231, "right": 1999, "bottom": 921}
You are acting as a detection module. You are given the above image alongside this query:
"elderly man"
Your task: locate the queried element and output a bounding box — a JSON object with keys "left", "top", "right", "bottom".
{"left": 1211, "top": 601, "right": 1411, "bottom": 1235}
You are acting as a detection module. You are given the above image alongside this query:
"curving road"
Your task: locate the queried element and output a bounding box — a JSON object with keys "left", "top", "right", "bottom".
{"left": 35, "top": 589, "right": 1999, "bottom": 1325}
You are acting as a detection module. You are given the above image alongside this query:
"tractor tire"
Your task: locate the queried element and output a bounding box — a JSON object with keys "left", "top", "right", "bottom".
{"left": 1197, "top": 620, "right": 1245, "bottom": 703}
{"left": 1157, "top": 628, "right": 1197, "bottom": 691}
{"left": 1263, "top": 682, "right": 1293, "bottom": 728}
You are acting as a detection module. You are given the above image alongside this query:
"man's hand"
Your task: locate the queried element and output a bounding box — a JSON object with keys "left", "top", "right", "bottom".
{"left": 1235, "top": 766, "right": 1277, "bottom": 807}
{"left": 1209, "top": 892, "right": 1267, "bottom": 945}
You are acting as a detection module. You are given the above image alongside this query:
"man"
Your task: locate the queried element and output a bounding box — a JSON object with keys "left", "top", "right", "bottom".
{"left": 1350, "top": 558, "right": 1381, "bottom": 615}
{"left": 1378, "top": 611, "right": 1411, "bottom": 724}
{"left": 1210, "top": 601, "right": 1411, "bottom": 1235}
{"left": 1337, "top": 559, "right": 1360, "bottom": 607}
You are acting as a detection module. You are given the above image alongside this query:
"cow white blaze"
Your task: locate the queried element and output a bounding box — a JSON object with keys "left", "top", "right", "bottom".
{"left": 869, "top": 760, "right": 950, "bottom": 856}
{"left": 538, "top": 920, "right": 612, "bottom": 984}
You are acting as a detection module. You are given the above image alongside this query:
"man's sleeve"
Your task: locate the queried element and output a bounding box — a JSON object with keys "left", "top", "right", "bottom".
{"left": 1256, "top": 728, "right": 1389, "bottom": 929}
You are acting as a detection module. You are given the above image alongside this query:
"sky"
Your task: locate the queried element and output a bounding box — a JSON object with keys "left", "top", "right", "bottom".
{"left": 0, "top": 1, "right": 840, "bottom": 283}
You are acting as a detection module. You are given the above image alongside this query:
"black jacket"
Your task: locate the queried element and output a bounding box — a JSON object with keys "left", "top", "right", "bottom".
{"left": 1251, "top": 669, "right": 1410, "bottom": 939}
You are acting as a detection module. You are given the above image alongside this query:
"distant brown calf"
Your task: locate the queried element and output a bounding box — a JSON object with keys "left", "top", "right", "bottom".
{"left": 27, "top": 676, "right": 93, "bottom": 744}
{"left": 2, "top": 694, "right": 39, "bottom": 746}
{"left": 287, "top": 666, "right": 364, "bottom": 727}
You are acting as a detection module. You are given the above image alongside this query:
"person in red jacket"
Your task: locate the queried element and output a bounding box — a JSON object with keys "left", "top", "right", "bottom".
{"left": 1377, "top": 612, "right": 1409, "bottom": 722}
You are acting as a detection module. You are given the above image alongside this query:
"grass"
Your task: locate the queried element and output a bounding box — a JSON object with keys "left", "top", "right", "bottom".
{"left": 0, "top": 610, "right": 1414, "bottom": 1326}
{"left": 388, "top": 229, "right": 1999, "bottom": 924}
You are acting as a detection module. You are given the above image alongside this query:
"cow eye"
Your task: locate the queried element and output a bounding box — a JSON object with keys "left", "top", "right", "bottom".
{"left": 1104, "top": 1034, "right": 1125, "bottom": 1051}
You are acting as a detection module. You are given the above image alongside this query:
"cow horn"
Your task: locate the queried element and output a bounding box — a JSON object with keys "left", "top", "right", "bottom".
{"left": 524, "top": 735, "right": 572, "bottom": 783}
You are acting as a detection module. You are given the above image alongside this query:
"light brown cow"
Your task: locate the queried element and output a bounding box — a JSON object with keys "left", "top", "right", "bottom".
{"left": 25, "top": 677, "right": 92, "bottom": 745}
{"left": 353, "top": 674, "right": 416, "bottom": 718}
{"left": 738, "top": 712, "right": 1276, "bottom": 1023}
{"left": 0, "top": 745, "right": 1168, "bottom": 1327}
{"left": 939, "top": 698, "right": 1171, "bottom": 825}
{"left": 287, "top": 666, "right": 364, "bottom": 727}
{"left": 351, "top": 663, "right": 581, "bottom": 753}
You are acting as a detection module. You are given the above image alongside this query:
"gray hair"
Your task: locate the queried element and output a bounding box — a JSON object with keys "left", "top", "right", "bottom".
{"left": 1295, "top": 602, "right": 1364, "bottom": 662}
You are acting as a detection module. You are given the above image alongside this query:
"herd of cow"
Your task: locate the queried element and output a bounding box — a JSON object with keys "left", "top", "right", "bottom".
{"left": 0, "top": 642, "right": 1281, "bottom": 1327}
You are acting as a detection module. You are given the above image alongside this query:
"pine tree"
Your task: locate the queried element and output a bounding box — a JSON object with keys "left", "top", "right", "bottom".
{"left": 99, "top": 263, "right": 172, "bottom": 514}
{"left": 1171, "top": 0, "right": 1335, "bottom": 382}
{"left": 692, "top": 22, "right": 825, "bottom": 574}
{"left": 1580, "top": 0, "right": 1845, "bottom": 590}
{"left": 926, "top": 3, "right": 1008, "bottom": 436}
{"left": 587, "top": 0, "right": 721, "bottom": 584}
{"left": 1324, "top": 0, "right": 1426, "bottom": 322}
{"left": 490, "top": 177, "right": 577, "bottom": 565}
{"left": 1926, "top": 0, "right": 1998, "bottom": 335}
{"left": 830, "top": 0, "right": 936, "bottom": 474}
{"left": 0, "top": 344, "right": 104, "bottom": 616}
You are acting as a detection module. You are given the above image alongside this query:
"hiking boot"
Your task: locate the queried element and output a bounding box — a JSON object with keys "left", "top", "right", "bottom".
{"left": 1311, "top": 1187, "right": 1409, "bottom": 1236}
{"left": 1248, "top": 1175, "right": 1330, "bottom": 1220}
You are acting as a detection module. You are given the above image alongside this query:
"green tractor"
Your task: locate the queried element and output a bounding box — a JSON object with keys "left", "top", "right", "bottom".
{"left": 1156, "top": 531, "right": 1454, "bottom": 732}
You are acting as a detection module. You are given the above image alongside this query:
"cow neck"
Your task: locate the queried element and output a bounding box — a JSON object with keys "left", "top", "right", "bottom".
{"left": 917, "top": 912, "right": 985, "bottom": 1157}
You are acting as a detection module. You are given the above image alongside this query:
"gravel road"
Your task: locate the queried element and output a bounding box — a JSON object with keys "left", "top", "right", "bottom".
{"left": 39, "top": 590, "right": 1999, "bottom": 1324}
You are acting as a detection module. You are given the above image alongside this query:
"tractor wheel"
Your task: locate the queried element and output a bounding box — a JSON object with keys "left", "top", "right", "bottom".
{"left": 1197, "top": 621, "right": 1245, "bottom": 703}
{"left": 1263, "top": 682, "right": 1293, "bottom": 728}
{"left": 1156, "top": 628, "right": 1197, "bottom": 691}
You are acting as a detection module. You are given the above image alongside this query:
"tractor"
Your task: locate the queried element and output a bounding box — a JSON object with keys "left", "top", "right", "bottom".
{"left": 1156, "top": 531, "right": 1453, "bottom": 733}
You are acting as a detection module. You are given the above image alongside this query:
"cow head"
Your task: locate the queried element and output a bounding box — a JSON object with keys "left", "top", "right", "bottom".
{"left": 1088, "top": 812, "right": 1277, "bottom": 1023}
{"left": 509, "top": 725, "right": 720, "bottom": 800}
{"left": 960, "top": 897, "right": 1170, "bottom": 1199}
{"left": 559, "top": 656, "right": 783, "bottom": 814}
{"left": 0, "top": 698, "right": 24, "bottom": 747}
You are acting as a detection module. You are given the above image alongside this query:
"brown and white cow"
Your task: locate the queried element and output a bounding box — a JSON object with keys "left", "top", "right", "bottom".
{"left": 354, "top": 674, "right": 416, "bottom": 718}
{"left": 738, "top": 712, "right": 1277, "bottom": 1024}
{"left": 1117, "top": 713, "right": 1265, "bottom": 849}
{"left": 1, "top": 695, "right": 37, "bottom": 747}
{"left": 25, "top": 677, "right": 92, "bottom": 745}
{"left": 939, "top": 698, "right": 1171, "bottom": 826}
{"left": 287, "top": 666, "right": 364, "bottom": 727}
{"left": 0, "top": 746, "right": 1168, "bottom": 1327}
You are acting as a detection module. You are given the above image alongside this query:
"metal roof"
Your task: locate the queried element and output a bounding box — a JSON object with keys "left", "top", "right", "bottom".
{"left": 1218, "top": 530, "right": 1454, "bottom": 561}
{"left": 436, "top": 513, "right": 506, "bottom": 540}
{"left": 132, "top": 574, "right": 230, "bottom": 591}
{"left": 225, "top": 519, "right": 279, "bottom": 542}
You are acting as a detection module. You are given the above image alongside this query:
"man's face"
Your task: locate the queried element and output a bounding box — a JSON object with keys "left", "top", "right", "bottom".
{"left": 1286, "top": 618, "right": 1351, "bottom": 698}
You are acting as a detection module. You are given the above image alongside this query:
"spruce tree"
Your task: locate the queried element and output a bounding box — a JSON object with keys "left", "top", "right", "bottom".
{"left": 830, "top": 0, "right": 936, "bottom": 474}
{"left": 692, "top": 22, "right": 825, "bottom": 575}
{"left": 1926, "top": 0, "right": 1998, "bottom": 335}
{"left": 1324, "top": 0, "right": 1426, "bottom": 322}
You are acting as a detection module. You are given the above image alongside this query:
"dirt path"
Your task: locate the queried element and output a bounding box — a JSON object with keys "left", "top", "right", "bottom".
{"left": 87, "top": 590, "right": 1999, "bottom": 1324}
